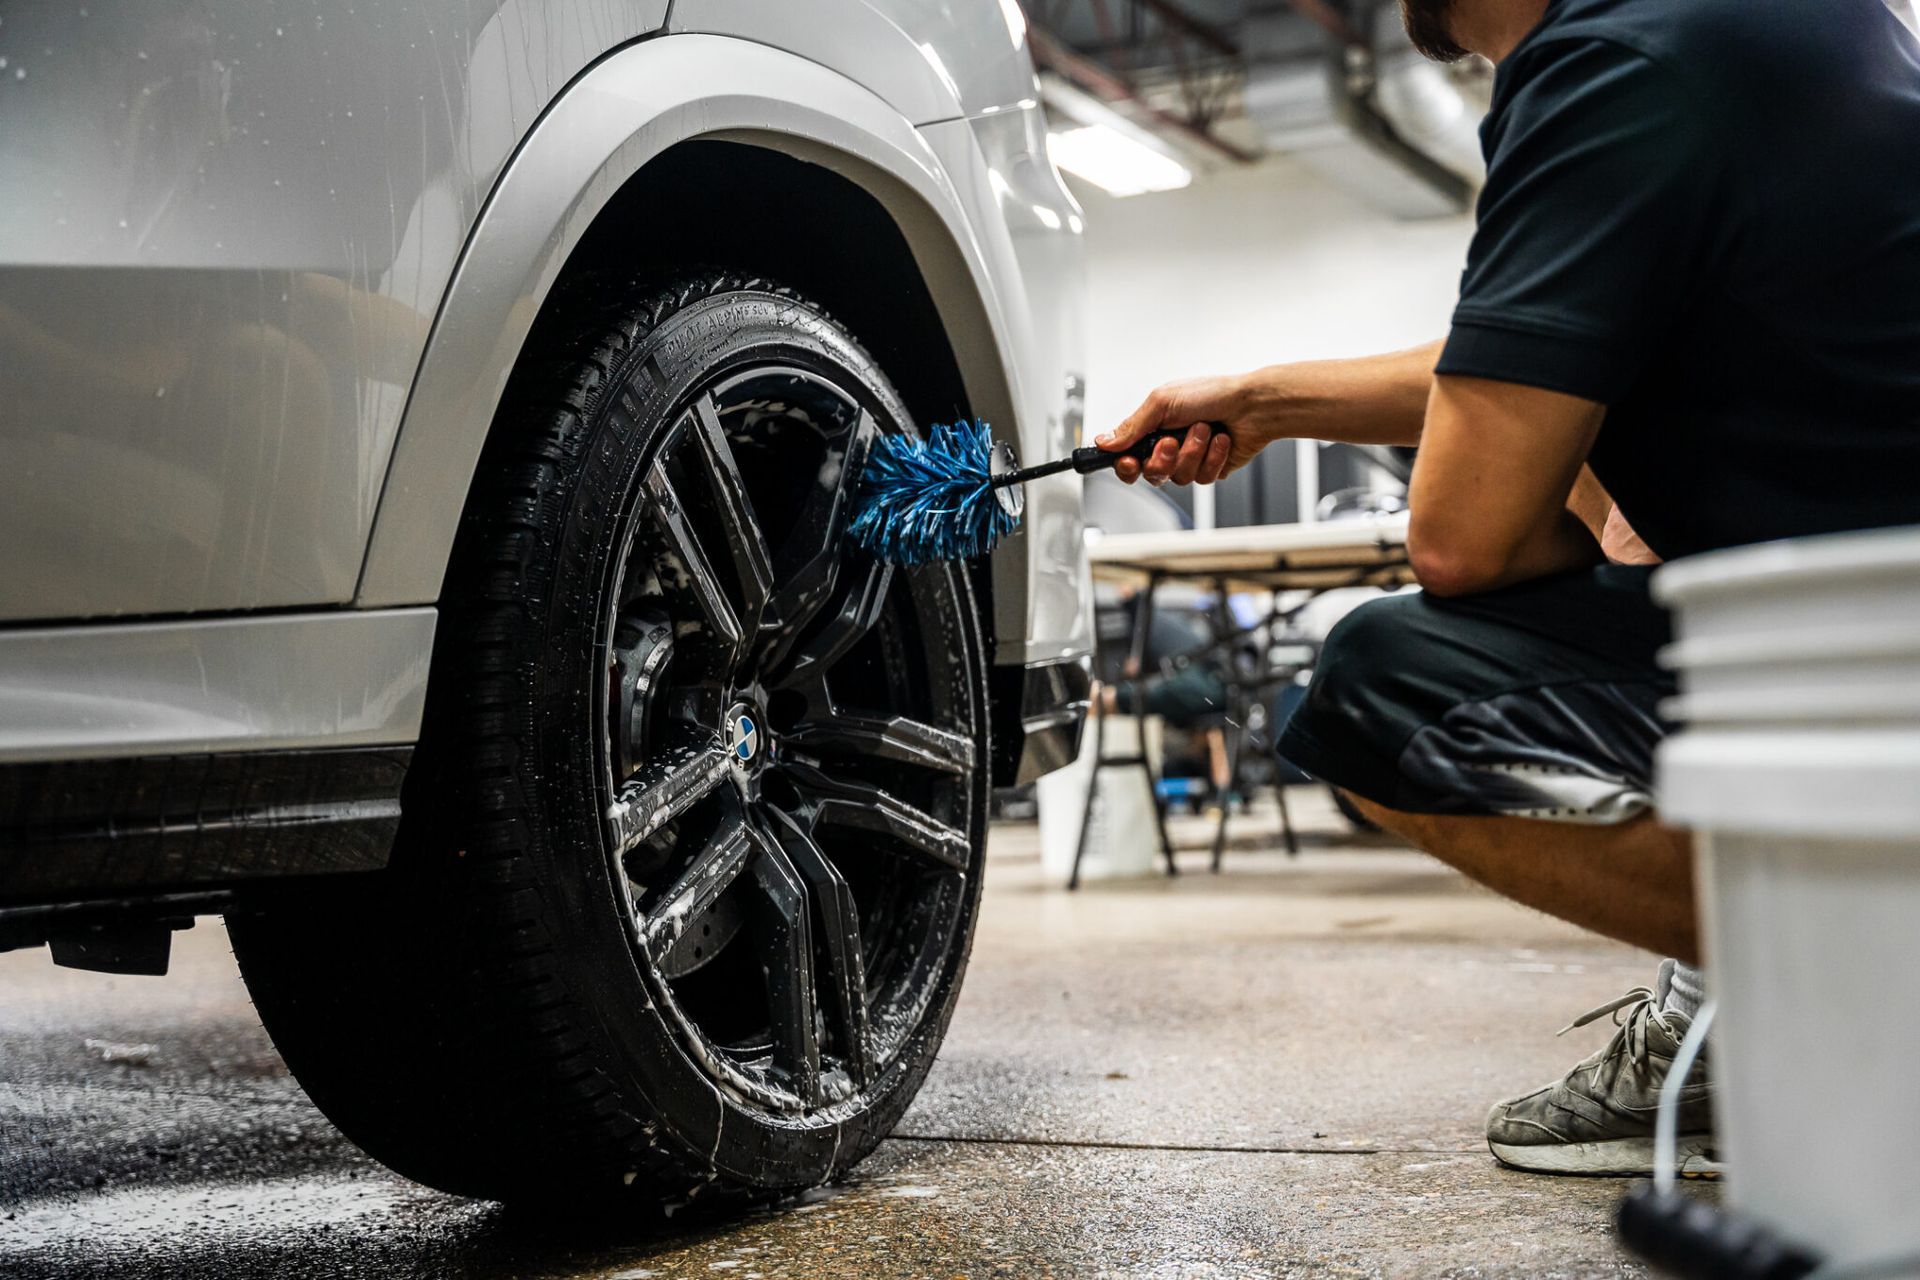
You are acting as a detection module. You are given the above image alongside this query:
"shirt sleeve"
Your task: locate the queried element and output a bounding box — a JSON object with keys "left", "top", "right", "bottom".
{"left": 1437, "top": 39, "right": 1731, "bottom": 404}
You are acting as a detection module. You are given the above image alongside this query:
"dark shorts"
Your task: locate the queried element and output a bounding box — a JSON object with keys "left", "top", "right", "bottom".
{"left": 1275, "top": 565, "right": 1674, "bottom": 823}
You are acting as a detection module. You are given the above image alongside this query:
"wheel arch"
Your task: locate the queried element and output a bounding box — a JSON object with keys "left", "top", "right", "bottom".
{"left": 551, "top": 139, "right": 983, "bottom": 509}
{"left": 354, "top": 34, "right": 1022, "bottom": 649}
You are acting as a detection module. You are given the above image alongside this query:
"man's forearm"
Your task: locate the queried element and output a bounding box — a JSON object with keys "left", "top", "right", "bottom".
{"left": 1099, "top": 339, "right": 1444, "bottom": 483}
{"left": 1406, "top": 373, "right": 1609, "bottom": 596}
{"left": 1240, "top": 340, "right": 1442, "bottom": 447}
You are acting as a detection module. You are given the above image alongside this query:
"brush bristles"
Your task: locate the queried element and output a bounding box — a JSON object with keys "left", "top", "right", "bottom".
{"left": 848, "top": 420, "right": 1021, "bottom": 566}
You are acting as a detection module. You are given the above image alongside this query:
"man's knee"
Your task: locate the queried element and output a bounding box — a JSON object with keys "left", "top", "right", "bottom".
{"left": 1314, "top": 593, "right": 1431, "bottom": 699}
{"left": 1277, "top": 594, "right": 1435, "bottom": 801}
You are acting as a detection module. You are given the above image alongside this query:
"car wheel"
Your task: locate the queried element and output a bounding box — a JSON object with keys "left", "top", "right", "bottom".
{"left": 229, "top": 271, "right": 989, "bottom": 1205}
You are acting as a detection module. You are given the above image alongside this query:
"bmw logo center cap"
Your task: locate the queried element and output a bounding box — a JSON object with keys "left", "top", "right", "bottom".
{"left": 727, "top": 709, "right": 758, "bottom": 764}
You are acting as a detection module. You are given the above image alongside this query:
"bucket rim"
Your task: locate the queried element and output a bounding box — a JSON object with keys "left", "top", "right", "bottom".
{"left": 1658, "top": 729, "right": 1920, "bottom": 837}
{"left": 1662, "top": 686, "right": 1920, "bottom": 725}
{"left": 1660, "top": 621, "right": 1920, "bottom": 670}
{"left": 1653, "top": 524, "right": 1920, "bottom": 606}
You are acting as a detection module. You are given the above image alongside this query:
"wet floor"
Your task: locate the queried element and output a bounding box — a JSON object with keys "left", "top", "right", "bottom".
{"left": 1, "top": 794, "right": 1703, "bottom": 1277}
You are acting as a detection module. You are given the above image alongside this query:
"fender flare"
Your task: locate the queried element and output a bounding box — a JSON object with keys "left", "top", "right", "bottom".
{"left": 354, "top": 33, "right": 1024, "bottom": 608}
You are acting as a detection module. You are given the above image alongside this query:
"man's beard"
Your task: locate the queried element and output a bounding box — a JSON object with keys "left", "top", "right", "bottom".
{"left": 1399, "top": 0, "right": 1469, "bottom": 61}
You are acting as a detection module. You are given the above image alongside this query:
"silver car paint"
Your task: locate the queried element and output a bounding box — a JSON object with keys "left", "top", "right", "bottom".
{"left": 0, "top": 0, "right": 667, "bottom": 622}
{"left": 668, "top": 0, "right": 1038, "bottom": 124}
{"left": 0, "top": 2, "right": 1089, "bottom": 758}
{"left": 922, "top": 106, "right": 1092, "bottom": 664}
{"left": 0, "top": 609, "right": 434, "bottom": 763}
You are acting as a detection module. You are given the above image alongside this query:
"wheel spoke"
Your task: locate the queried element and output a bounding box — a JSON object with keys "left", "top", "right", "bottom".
{"left": 767, "top": 557, "right": 892, "bottom": 690}
{"left": 749, "top": 837, "right": 822, "bottom": 1104}
{"left": 784, "top": 763, "right": 972, "bottom": 874}
{"left": 606, "top": 734, "right": 732, "bottom": 858}
{"left": 786, "top": 712, "right": 974, "bottom": 777}
{"left": 609, "top": 610, "right": 674, "bottom": 780}
{"left": 683, "top": 395, "right": 775, "bottom": 633}
{"left": 643, "top": 462, "right": 745, "bottom": 659}
{"left": 643, "top": 809, "right": 756, "bottom": 979}
{"left": 762, "top": 806, "right": 872, "bottom": 1086}
{"left": 766, "top": 409, "right": 880, "bottom": 635}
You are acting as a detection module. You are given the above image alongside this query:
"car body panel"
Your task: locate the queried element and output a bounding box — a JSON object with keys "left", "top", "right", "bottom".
{"left": 0, "top": 609, "right": 434, "bottom": 764}
{"left": 921, "top": 108, "right": 1093, "bottom": 664}
{"left": 668, "top": 0, "right": 1037, "bottom": 126}
{"left": 0, "top": 0, "right": 667, "bottom": 622}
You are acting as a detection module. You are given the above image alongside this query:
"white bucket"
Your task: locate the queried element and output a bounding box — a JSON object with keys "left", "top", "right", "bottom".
{"left": 1656, "top": 525, "right": 1920, "bottom": 1266}
{"left": 1037, "top": 713, "right": 1165, "bottom": 883}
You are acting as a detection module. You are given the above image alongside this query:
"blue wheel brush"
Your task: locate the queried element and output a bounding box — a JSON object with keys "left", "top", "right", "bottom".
{"left": 848, "top": 420, "right": 1210, "bottom": 566}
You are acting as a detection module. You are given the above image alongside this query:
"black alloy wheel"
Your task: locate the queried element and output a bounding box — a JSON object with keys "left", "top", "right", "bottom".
{"left": 230, "top": 273, "right": 989, "bottom": 1206}
{"left": 602, "top": 364, "right": 978, "bottom": 1114}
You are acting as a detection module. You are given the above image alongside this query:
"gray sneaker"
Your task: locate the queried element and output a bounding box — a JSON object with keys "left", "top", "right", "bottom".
{"left": 1486, "top": 973, "right": 1720, "bottom": 1177}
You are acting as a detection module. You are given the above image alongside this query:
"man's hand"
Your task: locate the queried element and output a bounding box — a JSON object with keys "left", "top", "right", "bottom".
{"left": 1095, "top": 375, "right": 1256, "bottom": 485}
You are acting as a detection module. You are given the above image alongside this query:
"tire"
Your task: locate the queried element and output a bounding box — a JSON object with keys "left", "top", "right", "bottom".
{"left": 229, "top": 271, "right": 990, "bottom": 1206}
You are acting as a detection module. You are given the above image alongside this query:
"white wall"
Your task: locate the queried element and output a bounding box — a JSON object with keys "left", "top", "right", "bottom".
{"left": 1075, "top": 157, "right": 1474, "bottom": 447}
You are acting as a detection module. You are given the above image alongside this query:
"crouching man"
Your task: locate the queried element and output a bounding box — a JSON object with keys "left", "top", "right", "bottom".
{"left": 1098, "top": 0, "right": 1920, "bottom": 1174}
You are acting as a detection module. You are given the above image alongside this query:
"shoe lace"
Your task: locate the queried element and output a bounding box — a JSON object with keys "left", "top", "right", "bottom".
{"left": 1557, "top": 985, "right": 1664, "bottom": 1085}
{"left": 1557, "top": 986, "right": 1654, "bottom": 1037}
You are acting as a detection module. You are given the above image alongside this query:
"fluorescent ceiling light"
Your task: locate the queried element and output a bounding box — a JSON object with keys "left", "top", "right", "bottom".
{"left": 1048, "top": 125, "right": 1192, "bottom": 197}
{"left": 1040, "top": 75, "right": 1201, "bottom": 197}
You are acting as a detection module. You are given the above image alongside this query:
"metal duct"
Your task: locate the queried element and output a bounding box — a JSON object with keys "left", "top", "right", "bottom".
{"left": 1241, "top": 5, "right": 1488, "bottom": 219}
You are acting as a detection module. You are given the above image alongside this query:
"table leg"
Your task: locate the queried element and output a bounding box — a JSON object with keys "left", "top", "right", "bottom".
{"left": 1277, "top": 782, "right": 1300, "bottom": 857}
{"left": 1133, "top": 573, "right": 1178, "bottom": 877}
{"left": 1209, "top": 578, "right": 1238, "bottom": 874}
{"left": 1067, "top": 701, "right": 1107, "bottom": 891}
{"left": 1210, "top": 717, "right": 1246, "bottom": 873}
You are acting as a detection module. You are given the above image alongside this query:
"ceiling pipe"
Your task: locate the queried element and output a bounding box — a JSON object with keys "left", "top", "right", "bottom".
{"left": 1332, "top": 43, "right": 1477, "bottom": 208}
{"left": 1239, "top": 0, "right": 1480, "bottom": 217}
{"left": 1029, "top": 26, "right": 1261, "bottom": 164}
{"left": 1130, "top": 0, "right": 1239, "bottom": 56}
{"left": 1282, "top": 0, "right": 1369, "bottom": 49}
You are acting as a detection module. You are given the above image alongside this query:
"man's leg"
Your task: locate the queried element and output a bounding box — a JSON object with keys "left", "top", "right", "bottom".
{"left": 1206, "top": 726, "right": 1230, "bottom": 793}
{"left": 1276, "top": 571, "right": 1718, "bottom": 1176}
{"left": 1340, "top": 796, "right": 1697, "bottom": 962}
{"left": 1344, "top": 794, "right": 1717, "bottom": 1175}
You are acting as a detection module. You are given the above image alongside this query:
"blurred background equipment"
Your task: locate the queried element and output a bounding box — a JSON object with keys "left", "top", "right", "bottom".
{"left": 1056, "top": 512, "right": 1414, "bottom": 886}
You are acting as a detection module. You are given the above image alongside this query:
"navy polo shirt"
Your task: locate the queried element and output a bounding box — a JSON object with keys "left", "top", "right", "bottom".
{"left": 1435, "top": 0, "right": 1920, "bottom": 561}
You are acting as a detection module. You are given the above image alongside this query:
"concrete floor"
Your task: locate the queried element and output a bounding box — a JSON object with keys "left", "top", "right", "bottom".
{"left": 0, "top": 792, "right": 1701, "bottom": 1278}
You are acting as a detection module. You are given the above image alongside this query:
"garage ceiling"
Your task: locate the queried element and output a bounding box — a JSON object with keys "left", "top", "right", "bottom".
{"left": 1029, "top": 0, "right": 1493, "bottom": 214}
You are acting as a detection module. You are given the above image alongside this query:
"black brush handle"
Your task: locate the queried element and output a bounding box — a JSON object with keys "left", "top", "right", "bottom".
{"left": 989, "top": 424, "right": 1227, "bottom": 488}
{"left": 1071, "top": 425, "right": 1217, "bottom": 474}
